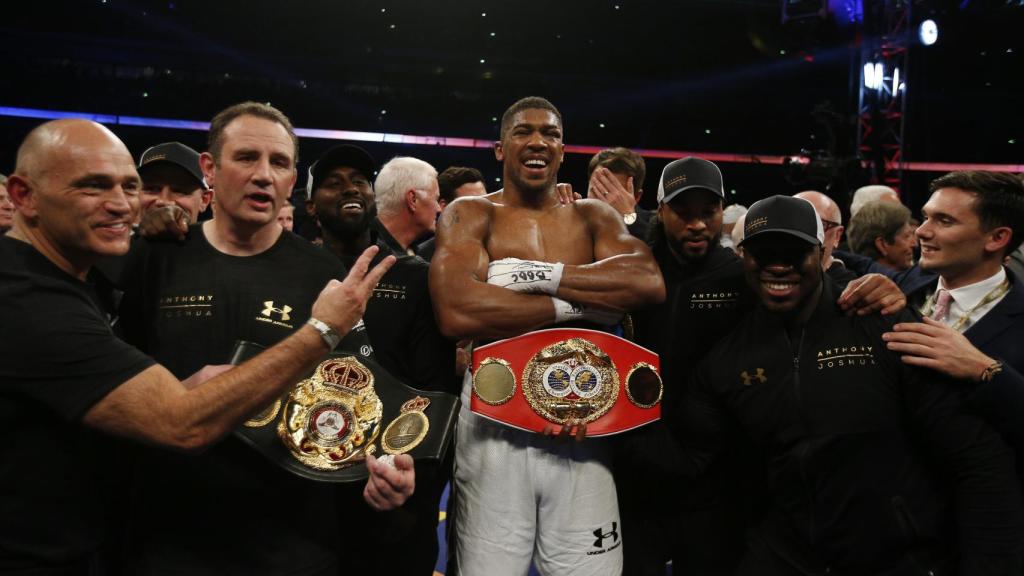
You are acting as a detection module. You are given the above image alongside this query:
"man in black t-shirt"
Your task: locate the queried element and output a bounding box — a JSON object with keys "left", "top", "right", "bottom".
{"left": 0, "top": 119, "right": 402, "bottom": 575}
{"left": 307, "top": 144, "right": 457, "bottom": 574}
{"left": 115, "top": 103, "right": 414, "bottom": 576}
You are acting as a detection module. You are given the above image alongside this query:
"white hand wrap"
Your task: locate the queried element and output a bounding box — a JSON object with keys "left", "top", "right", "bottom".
{"left": 551, "top": 297, "right": 623, "bottom": 327}
{"left": 486, "top": 257, "right": 564, "bottom": 295}
{"left": 377, "top": 454, "right": 396, "bottom": 469}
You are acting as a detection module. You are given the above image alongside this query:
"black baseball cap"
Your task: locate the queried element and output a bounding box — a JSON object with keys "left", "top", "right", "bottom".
{"left": 656, "top": 157, "right": 724, "bottom": 204}
{"left": 739, "top": 195, "right": 824, "bottom": 247}
{"left": 138, "top": 142, "right": 206, "bottom": 188}
{"left": 306, "top": 145, "right": 377, "bottom": 199}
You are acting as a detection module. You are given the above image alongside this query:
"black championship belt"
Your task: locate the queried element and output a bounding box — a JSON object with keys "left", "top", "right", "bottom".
{"left": 229, "top": 331, "right": 458, "bottom": 483}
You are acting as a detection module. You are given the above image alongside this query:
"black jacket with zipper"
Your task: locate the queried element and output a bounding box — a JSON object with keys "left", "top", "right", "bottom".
{"left": 675, "top": 278, "right": 1022, "bottom": 575}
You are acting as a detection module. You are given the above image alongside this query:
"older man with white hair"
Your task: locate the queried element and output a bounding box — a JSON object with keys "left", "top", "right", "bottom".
{"left": 850, "top": 184, "right": 899, "bottom": 218}
{"left": 373, "top": 156, "right": 441, "bottom": 256}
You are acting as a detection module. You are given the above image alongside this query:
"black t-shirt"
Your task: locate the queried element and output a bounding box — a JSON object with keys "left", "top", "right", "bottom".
{"left": 336, "top": 238, "right": 457, "bottom": 395}
{"left": 332, "top": 239, "right": 457, "bottom": 574}
{"left": 118, "top": 227, "right": 347, "bottom": 576}
{"left": 0, "top": 237, "right": 154, "bottom": 573}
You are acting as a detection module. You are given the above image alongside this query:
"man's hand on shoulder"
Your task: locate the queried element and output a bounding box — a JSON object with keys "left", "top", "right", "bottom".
{"left": 139, "top": 205, "right": 190, "bottom": 242}
{"left": 883, "top": 317, "right": 996, "bottom": 381}
{"left": 837, "top": 273, "right": 907, "bottom": 316}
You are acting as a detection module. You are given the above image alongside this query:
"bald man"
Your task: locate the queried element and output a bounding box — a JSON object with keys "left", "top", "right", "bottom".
{"left": 0, "top": 119, "right": 401, "bottom": 574}
{"left": 793, "top": 191, "right": 848, "bottom": 271}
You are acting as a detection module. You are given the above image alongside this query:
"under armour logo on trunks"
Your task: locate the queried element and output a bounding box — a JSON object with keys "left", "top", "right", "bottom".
{"left": 592, "top": 522, "right": 619, "bottom": 549}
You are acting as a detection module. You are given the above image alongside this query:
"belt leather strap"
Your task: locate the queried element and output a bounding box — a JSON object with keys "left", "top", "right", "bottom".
{"left": 230, "top": 338, "right": 459, "bottom": 483}
{"left": 471, "top": 328, "right": 662, "bottom": 437}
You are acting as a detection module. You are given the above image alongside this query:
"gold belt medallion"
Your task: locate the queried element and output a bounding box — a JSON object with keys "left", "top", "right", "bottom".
{"left": 381, "top": 396, "right": 431, "bottom": 455}
{"left": 278, "top": 357, "right": 383, "bottom": 470}
{"left": 522, "top": 338, "right": 619, "bottom": 425}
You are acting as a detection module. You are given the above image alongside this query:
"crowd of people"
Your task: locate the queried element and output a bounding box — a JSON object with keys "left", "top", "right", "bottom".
{"left": 2, "top": 95, "right": 1024, "bottom": 576}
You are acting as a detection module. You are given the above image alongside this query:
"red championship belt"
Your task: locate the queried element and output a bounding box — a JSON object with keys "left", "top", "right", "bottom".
{"left": 471, "top": 328, "right": 662, "bottom": 437}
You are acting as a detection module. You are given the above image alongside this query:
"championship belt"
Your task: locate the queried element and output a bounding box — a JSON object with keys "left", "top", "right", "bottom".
{"left": 230, "top": 339, "right": 459, "bottom": 483}
{"left": 471, "top": 328, "right": 662, "bottom": 437}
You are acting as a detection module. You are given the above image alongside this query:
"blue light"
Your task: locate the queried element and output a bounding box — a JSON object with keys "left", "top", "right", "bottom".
{"left": 829, "top": 0, "right": 863, "bottom": 27}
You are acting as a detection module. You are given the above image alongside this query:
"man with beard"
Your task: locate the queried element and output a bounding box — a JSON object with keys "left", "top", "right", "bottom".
{"left": 307, "top": 144, "right": 455, "bottom": 573}
{"left": 430, "top": 96, "right": 666, "bottom": 576}
{"left": 620, "top": 157, "right": 756, "bottom": 575}
{"left": 672, "top": 195, "right": 1021, "bottom": 575}
{"left": 621, "top": 159, "right": 909, "bottom": 575}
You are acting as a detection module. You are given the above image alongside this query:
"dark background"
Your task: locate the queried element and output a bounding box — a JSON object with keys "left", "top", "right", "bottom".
{"left": 1, "top": 0, "right": 1021, "bottom": 215}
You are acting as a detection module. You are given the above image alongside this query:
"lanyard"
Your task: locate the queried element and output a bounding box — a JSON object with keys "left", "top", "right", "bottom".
{"left": 919, "top": 279, "right": 1010, "bottom": 332}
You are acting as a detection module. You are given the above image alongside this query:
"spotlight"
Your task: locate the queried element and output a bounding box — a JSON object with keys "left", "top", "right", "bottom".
{"left": 919, "top": 19, "right": 938, "bottom": 46}
{"left": 864, "top": 62, "right": 884, "bottom": 90}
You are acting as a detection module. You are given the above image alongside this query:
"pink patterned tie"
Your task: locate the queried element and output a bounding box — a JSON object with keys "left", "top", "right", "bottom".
{"left": 931, "top": 289, "right": 952, "bottom": 322}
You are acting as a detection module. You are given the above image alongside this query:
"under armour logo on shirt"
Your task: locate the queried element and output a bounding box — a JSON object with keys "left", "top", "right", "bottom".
{"left": 262, "top": 301, "right": 292, "bottom": 322}
{"left": 741, "top": 368, "right": 768, "bottom": 386}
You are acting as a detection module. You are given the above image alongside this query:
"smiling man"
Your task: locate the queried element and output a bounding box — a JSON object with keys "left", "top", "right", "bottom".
{"left": 117, "top": 103, "right": 411, "bottom": 576}
{"left": 883, "top": 171, "right": 1024, "bottom": 478}
{"left": 307, "top": 144, "right": 455, "bottom": 574}
{"left": 137, "top": 142, "right": 211, "bottom": 224}
{"left": 0, "top": 119, "right": 398, "bottom": 575}
{"left": 672, "top": 194, "right": 1022, "bottom": 575}
{"left": 430, "top": 96, "right": 665, "bottom": 575}
{"left": 848, "top": 199, "right": 916, "bottom": 271}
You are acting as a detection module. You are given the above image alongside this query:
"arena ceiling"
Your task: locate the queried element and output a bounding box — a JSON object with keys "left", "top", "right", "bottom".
{"left": 2, "top": 0, "right": 1022, "bottom": 206}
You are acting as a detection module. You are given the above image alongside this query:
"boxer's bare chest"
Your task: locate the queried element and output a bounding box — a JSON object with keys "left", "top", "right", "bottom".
{"left": 485, "top": 203, "right": 595, "bottom": 265}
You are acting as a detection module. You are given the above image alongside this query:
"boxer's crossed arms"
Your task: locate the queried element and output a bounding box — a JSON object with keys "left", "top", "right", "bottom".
{"left": 429, "top": 192, "right": 665, "bottom": 341}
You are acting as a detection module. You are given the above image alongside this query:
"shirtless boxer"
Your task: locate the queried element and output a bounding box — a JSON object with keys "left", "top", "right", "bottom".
{"left": 430, "top": 96, "right": 665, "bottom": 576}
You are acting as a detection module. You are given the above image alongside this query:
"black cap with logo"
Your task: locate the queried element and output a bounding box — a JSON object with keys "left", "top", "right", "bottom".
{"left": 739, "top": 195, "right": 824, "bottom": 247}
{"left": 306, "top": 145, "right": 377, "bottom": 199}
{"left": 656, "top": 156, "right": 725, "bottom": 205}
{"left": 138, "top": 142, "right": 206, "bottom": 188}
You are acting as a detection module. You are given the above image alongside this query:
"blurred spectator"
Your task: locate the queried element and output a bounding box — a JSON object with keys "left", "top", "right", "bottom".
{"left": 720, "top": 203, "right": 747, "bottom": 250}
{"left": 438, "top": 166, "right": 487, "bottom": 211}
{"left": 277, "top": 204, "right": 294, "bottom": 231}
{"left": 794, "top": 191, "right": 856, "bottom": 282}
{"left": 418, "top": 166, "right": 486, "bottom": 259}
{"left": 848, "top": 200, "right": 915, "bottom": 271}
{"left": 850, "top": 184, "right": 899, "bottom": 219}
{"left": 0, "top": 174, "right": 12, "bottom": 233}
{"left": 137, "top": 142, "right": 211, "bottom": 224}
{"left": 375, "top": 157, "right": 440, "bottom": 257}
{"left": 731, "top": 211, "right": 747, "bottom": 256}
{"left": 587, "top": 147, "right": 653, "bottom": 239}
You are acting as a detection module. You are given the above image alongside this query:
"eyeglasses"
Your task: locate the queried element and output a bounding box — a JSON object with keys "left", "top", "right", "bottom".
{"left": 821, "top": 219, "right": 841, "bottom": 233}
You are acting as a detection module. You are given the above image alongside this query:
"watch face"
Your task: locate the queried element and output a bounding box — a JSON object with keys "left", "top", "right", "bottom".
{"left": 624, "top": 213, "right": 638, "bottom": 225}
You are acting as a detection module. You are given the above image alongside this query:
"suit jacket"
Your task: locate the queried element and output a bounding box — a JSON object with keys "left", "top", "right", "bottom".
{"left": 909, "top": 268, "right": 1024, "bottom": 464}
